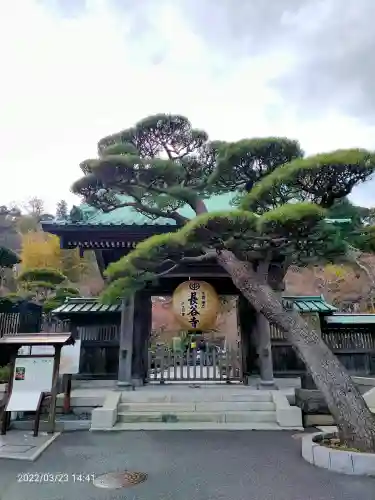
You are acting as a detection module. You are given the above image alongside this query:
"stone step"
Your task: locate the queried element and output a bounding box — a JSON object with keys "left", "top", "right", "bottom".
{"left": 118, "top": 401, "right": 276, "bottom": 412}
{"left": 120, "top": 391, "right": 273, "bottom": 404}
{"left": 117, "top": 410, "right": 277, "bottom": 424}
{"left": 92, "top": 421, "right": 302, "bottom": 431}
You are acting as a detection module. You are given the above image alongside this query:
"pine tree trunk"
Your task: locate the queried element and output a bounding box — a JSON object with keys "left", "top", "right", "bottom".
{"left": 217, "top": 249, "right": 375, "bottom": 452}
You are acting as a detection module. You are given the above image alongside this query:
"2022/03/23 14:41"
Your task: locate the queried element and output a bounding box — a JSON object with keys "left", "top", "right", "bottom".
{"left": 17, "top": 473, "right": 95, "bottom": 483}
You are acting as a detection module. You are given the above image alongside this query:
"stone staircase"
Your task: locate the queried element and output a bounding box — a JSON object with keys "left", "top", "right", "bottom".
{"left": 91, "top": 387, "right": 303, "bottom": 431}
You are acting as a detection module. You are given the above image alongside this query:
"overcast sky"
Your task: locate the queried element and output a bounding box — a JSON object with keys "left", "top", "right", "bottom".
{"left": 1, "top": 0, "right": 374, "bottom": 213}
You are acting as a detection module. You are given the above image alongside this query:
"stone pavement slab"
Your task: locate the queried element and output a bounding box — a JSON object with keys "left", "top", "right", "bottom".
{"left": 317, "top": 425, "right": 338, "bottom": 433}
{"left": 0, "top": 431, "right": 60, "bottom": 461}
{"left": 0, "top": 430, "right": 373, "bottom": 500}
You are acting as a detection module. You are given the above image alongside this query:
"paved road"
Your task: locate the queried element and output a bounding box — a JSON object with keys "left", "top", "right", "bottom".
{"left": 0, "top": 431, "right": 373, "bottom": 499}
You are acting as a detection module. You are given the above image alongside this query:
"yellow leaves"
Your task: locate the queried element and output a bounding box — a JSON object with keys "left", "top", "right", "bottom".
{"left": 324, "top": 263, "right": 347, "bottom": 279}
{"left": 20, "top": 231, "right": 86, "bottom": 282}
{"left": 20, "top": 232, "right": 61, "bottom": 271}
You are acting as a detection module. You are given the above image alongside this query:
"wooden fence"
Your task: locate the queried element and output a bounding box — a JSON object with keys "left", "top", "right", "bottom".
{"left": 41, "top": 320, "right": 120, "bottom": 379}
{"left": 270, "top": 324, "right": 375, "bottom": 376}
{"left": 0, "top": 313, "right": 20, "bottom": 335}
{"left": 76, "top": 324, "right": 120, "bottom": 379}
{"left": 148, "top": 347, "right": 242, "bottom": 383}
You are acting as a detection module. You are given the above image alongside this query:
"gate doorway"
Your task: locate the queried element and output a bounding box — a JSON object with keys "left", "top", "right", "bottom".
{"left": 148, "top": 294, "right": 243, "bottom": 383}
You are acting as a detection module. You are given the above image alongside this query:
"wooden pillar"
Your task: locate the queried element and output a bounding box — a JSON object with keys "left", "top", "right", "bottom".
{"left": 253, "top": 262, "right": 284, "bottom": 388}
{"left": 1, "top": 348, "right": 17, "bottom": 435}
{"left": 131, "top": 294, "right": 152, "bottom": 386}
{"left": 63, "top": 324, "right": 77, "bottom": 413}
{"left": 238, "top": 295, "right": 258, "bottom": 383}
{"left": 117, "top": 296, "right": 134, "bottom": 388}
{"left": 48, "top": 344, "right": 62, "bottom": 434}
{"left": 117, "top": 293, "right": 152, "bottom": 387}
{"left": 255, "top": 313, "right": 275, "bottom": 387}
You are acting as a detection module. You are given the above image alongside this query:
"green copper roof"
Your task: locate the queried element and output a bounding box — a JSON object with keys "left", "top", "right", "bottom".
{"left": 325, "top": 314, "right": 375, "bottom": 324}
{"left": 52, "top": 193, "right": 237, "bottom": 227}
{"left": 52, "top": 297, "right": 121, "bottom": 314}
{"left": 325, "top": 218, "right": 352, "bottom": 224}
{"left": 53, "top": 295, "right": 336, "bottom": 316}
{"left": 282, "top": 295, "right": 337, "bottom": 314}
{"left": 47, "top": 194, "right": 353, "bottom": 228}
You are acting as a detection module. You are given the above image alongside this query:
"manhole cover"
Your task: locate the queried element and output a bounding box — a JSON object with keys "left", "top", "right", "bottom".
{"left": 93, "top": 471, "right": 148, "bottom": 489}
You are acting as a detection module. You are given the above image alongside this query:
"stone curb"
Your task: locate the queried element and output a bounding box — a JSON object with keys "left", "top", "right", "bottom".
{"left": 302, "top": 432, "right": 375, "bottom": 476}
{"left": 11, "top": 420, "right": 91, "bottom": 432}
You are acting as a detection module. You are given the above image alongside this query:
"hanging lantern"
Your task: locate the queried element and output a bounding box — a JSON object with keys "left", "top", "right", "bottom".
{"left": 172, "top": 280, "right": 220, "bottom": 331}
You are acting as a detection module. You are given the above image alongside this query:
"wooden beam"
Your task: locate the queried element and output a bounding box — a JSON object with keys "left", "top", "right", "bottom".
{"left": 94, "top": 250, "right": 106, "bottom": 278}
{"left": 48, "top": 345, "right": 62, "bottom": 434}
{"left": 117, "top": 297, "right": 135, "bottom": 387}
{"left": 0, "top": 348, "right": 17, "bottom": 435}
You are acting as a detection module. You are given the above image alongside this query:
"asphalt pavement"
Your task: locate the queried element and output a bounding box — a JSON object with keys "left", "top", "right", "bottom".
{"left": 0, "top": 430, "right": 373, "bottom": 500}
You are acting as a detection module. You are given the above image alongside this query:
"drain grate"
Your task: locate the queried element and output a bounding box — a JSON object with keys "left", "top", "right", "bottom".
{"left": 93, "top": 471, "right": 148, "bottom": 489}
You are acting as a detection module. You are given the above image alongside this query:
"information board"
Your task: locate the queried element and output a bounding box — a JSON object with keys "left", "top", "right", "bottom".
{"left": 7, "top": 357, "right": 54, "bottom": 411}
{"left": 30, "top": 340, "right": 81, "bottom": 374}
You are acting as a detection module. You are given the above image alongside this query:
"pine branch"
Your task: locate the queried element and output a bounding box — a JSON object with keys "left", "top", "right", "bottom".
{"left": 135, "top": 251, "right": 218, "bottom": 281}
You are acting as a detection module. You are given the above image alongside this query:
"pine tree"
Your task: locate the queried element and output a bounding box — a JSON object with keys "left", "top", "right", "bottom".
{"left": 56, "top": 200, "right": 68, "bottom": 220}
{"left": 72, "top": 113, "right": 375, "bottom": 451}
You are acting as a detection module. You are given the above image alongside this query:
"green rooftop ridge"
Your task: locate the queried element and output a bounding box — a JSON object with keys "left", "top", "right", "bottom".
{"left": 52, "top": 294, "right": 336, "bottom": 315}
{"left": 49, "top": 193, "right": 238, "bottom": 226}
{"left": 45, "top": 193, "right": 353, "bottom": 227}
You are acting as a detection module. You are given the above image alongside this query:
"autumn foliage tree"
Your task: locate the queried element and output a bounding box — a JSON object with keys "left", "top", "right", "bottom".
{"left": 20, "top": 231, "right": 89, "bottom": 283}
{"left": 21, "top": 232, "right": 61, "bottom": 270}
{"left": 72, "top": 113, "right": 375, "bottom": 451}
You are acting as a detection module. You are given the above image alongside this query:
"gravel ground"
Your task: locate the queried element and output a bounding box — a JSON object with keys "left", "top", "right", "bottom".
{"left": 0, "top": 430, "right": 373, "bottom": 500}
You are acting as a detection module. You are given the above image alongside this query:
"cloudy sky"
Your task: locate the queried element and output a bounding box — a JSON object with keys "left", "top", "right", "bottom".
{"left": 1, "top": 0, "right": 374, "bottom": 213}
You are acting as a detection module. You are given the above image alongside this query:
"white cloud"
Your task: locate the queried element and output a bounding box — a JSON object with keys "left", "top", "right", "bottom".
{"left": 0, "top": 0, "right": 374, "bottom": 213}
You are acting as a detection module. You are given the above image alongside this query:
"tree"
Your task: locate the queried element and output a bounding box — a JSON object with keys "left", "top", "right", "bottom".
{"left": 22, "top": 197, "right": 54, "bottom": 223}
{"left": 20, "top": 231, "right": 61, "bottom": 270}
{"left": 72, "top": 113, "right": 375, "bottom": 451}
{"left": 0, "top": 247, "right": 20, "bottom": 269}
{"left": 327, "top": 197, "right": 368, "bottom": 225}
{"left": 285, "top": 263, "right": 373, "bottom": 312}
{"left": 56, "top": 200, "right": 68, "bottom": 220}
{"left": 43, "top": 285, "right": 80, "bottom": 313}
{"left": 324, "top": 202, "right": 375, "bottom": 307}
{"left": 326, "top": 198, "right": 375, "bottom": 251}
{"left": 0, "top": 205, "right": 22, "bottom": 252}
{"left": 23, "top": 197, "right": 44, "bottom": 219}
{"left": 20, "top": 230, "right": 89, "bottom": 283}
{"left": 17, "top": 267, "right": 77, "bottom": 312}
{"left": 0, "top": 246, "right": 20, "bottom": 293}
